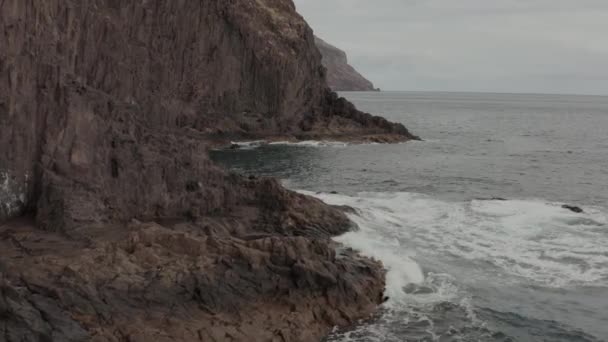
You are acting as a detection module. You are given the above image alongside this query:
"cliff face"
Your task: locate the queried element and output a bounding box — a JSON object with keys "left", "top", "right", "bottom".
{"left": 315, "top": 37, "right": 377, "bottom": 92}
{"left": 0, "top": 0, "right": 413, "bottom": 340}
{"left": 0, "top": 0, "right": 414, "bottom": 226}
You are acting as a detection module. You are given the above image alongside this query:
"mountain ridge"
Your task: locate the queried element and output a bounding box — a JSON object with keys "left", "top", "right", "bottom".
{"left": 315, "top": 36, "right": 378, "bottom": 92}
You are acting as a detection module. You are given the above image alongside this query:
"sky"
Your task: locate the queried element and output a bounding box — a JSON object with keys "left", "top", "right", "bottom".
{"left": 293, "top": 0, "right": 608, "bottom": 95}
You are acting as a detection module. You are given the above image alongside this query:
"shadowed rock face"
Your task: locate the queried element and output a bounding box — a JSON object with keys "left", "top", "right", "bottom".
{"left": 0, "top": 0, "right": 413, "bottom": 340}
{"left": 0, "top": 0, "right": 415, "bottom": 226}
{"left": 315, "top": 37, "right": 377, "bottom": 92}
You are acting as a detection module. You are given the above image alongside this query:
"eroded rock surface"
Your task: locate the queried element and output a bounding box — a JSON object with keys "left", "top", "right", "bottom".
{"left": 0, "top": 0, "right": 414, "bottom": 340}
{"left": 0, "top": 0, "right": 415, "bottom": 225}
{"left": 0, "top": 217, "right": 385, "bottom": 342}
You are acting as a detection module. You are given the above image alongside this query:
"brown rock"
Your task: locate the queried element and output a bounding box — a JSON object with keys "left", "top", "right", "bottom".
{"left": 0, "top": 0, "right": 416, "bottom": 340}
{"left": 0, "top": 0, "right": 416, "bottom": 225}
{"left": 0, "top": 218, "right": 385, "bottom": 342}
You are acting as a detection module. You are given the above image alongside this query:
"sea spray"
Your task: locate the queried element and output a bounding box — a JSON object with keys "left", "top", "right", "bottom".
{"left": 312, "top": 190, "right": 608, "bottom": 341}
{"left": 308, "top": 191, "right": 608, "bottom": 289}
{"left": 299, "top": 191, "right": 425, "bottom": 294}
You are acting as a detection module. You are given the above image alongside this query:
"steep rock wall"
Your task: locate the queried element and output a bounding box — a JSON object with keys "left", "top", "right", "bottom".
{"left": 0, "top": 0, "right": 414, "bottom": 226}
{"left": 315, "top": 36, "right": 377, "bottom": 92}
{"left": 0, "top": 1, "right": 415, "bottom": 340}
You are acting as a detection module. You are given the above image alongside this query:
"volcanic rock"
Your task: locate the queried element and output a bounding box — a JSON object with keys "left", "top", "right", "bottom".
{"left": 0, "top": 0, "right": 416, "bottom": 340}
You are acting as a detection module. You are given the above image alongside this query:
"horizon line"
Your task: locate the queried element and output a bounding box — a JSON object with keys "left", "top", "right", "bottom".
{"left": 340, "top": 89, "right": 608, "bottom": 97}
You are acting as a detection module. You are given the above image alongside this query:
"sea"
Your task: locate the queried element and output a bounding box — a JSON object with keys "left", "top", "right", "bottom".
{"left": 211, "top": 91, "right": 608, "bottom": 342}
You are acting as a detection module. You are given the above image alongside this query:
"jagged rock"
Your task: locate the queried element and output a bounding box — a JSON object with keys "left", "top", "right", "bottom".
{"left": 562, "top": 205, "right": 584, "bottom": 213}
{"left": 0, "top": 219, "right": 385, "bottom": 342}
{"left": 0, "top": 0, "right": 416, "bottom": 226}
{"left": 0, "top": 0, "right": 417, "bottom": 340}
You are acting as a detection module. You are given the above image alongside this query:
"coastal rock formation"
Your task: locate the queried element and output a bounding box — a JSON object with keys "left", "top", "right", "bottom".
{"left": 0, "top": 0, "right": 415, "bottom": 340}
{"left": 315, "top": 37, "right": 377, "bottom": 92}
{"left": 1, "top": 215, "right": 385, "bottom": 341}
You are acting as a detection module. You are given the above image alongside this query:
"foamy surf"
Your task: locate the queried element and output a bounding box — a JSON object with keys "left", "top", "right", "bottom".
{"left": 303, "top": 190, "right": 608, "bottom": 341}
{"left": 307, "top": 191, "right": 608, "bottom": 289}
{"left": 298, "top": 191, "right": 426, "bottom": 304}
{"left": 229, "top": 140, "right": 348, "bottom": 149}
{"left": 299, "top": 190, "right": 483, "bottom": 341}
{"left": 269, "top": 140, "right": 348, "bottom": 147}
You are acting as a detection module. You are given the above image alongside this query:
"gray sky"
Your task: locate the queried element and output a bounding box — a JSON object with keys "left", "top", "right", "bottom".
{"left": 294, "top": 0, "right": 608, "bottom": 95}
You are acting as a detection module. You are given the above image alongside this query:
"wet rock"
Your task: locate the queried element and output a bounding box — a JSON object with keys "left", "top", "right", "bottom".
{"left": 332, "top": 205, "right": 358, "bottom": 215}
{"left": 562, "top": 205, "right": 584, "bottom": 213}
{"left": 476, "top": 197, "right": 508, "bottom": 201}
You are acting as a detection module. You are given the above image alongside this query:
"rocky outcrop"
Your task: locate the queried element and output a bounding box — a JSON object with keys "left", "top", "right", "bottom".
{"left": 0, "top": 0, "right": 415, "bottom": 340}
{"left": 0, "top": 0, "right": 416, "bottom": 225}
{"left": 1, "top": 214, "right": 385, "bottom": 341}
{"left": 562, "top": 205, "right": 584, "bottom": 213}
{"left": 315, "top": 37, "right": 377, "bottom": 92}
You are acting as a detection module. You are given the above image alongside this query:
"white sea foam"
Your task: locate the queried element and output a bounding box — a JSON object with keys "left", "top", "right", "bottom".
{"left": 228, "top": 139, "right": 435, "bottom": 150}
{"left": 305, "top": 191, "right": 608, "bottom": 291}
{"left": 309, "top": 190, "right": 608, "bottom": 340}
{"left": 230, "top": 140, "right": 348, "bottom": 149}
{"left": 299, "top": 191, "right": 425, "bottom": 303}
{"left": 228, "top": 140, "right": 267, "bottom": 149}
{"left": 268, "top": 140, "right": 348, "bottom": 147}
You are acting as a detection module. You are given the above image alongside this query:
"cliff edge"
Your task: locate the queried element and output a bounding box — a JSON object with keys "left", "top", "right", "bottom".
{"left": 315, "top": 37, "right": 377, "bottom": 92}
{"left": 0, "top": 1, "right": 414, "bottom": 341}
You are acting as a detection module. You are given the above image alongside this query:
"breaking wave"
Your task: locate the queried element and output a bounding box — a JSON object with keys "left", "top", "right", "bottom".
{"left": 230, "top": 140, "right": 348, "bottom": 149}
{"left": 301, "top": 191, "right": 607, "bottom": 341}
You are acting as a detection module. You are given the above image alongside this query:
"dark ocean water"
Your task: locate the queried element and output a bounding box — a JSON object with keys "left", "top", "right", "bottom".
{"left": 211, "top": 92, "right": 608, "bottom": 342}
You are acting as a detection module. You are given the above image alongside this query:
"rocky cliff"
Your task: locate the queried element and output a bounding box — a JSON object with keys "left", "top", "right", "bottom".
{"left": 315, "top": 37, "right": 377, "bottom": 92}
{"left": 0, "top": 0, "right": 414, "bottom": 341}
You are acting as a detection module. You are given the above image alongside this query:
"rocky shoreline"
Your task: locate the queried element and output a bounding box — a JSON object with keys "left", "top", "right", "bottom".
{"left": 1, "top": 198, "right": 386, "bottom": 341}
{"left": 0, "top": 0, "right": 415, "bottom": 341}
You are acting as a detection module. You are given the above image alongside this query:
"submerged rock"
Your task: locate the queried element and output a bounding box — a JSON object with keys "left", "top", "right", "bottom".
{"left": 475, "top": 197, "right": 508, "bottom": 201}
{"left": 562, "top": 205, "right": 584, "bottom": 213}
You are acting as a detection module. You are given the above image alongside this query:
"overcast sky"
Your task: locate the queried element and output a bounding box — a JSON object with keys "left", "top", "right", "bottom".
{"left": 294, "top": 0, "right": 608, "bottom": 95}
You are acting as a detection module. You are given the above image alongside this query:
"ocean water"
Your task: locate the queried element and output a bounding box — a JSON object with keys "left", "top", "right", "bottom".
{"left": 211, "top": 92, "right": 608, "bottom": 341}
